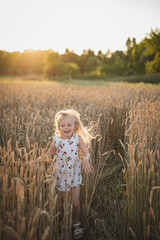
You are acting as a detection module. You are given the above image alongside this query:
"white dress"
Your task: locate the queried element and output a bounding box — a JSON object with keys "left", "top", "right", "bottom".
{"left": 53, "top": 132, "right": 82, "bottom": 191}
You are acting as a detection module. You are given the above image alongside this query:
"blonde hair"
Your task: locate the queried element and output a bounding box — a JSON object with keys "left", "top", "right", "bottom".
{"left": 55, "top": 109, "right": 92, "bottom": 145}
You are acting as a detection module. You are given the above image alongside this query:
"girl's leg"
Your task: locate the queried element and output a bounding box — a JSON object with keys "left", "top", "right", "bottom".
{"left": 72, "top": 185, "right": 80, "bottom": 224}
{"left": 58, "top": 190, "right": 71, "bottom": 239}
{"left": 58, "top": 190, "right": 66, "bottom": 222}
{"left": 72, "top": 185, "right": 83, "bottom": 239}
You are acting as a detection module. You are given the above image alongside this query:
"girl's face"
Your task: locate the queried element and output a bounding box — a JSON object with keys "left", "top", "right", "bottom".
{"left": 59, "top": 115, "right": 75, "bottom": 139}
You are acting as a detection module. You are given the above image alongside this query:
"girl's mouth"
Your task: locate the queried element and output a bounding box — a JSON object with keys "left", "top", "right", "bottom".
{"left": 64, "top": 130, "right": 70, "bottom": 134}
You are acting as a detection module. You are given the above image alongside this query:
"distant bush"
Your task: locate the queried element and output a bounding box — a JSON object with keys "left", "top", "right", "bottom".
{"left": 121, "top": 73, "right": 160, "bottom": 84}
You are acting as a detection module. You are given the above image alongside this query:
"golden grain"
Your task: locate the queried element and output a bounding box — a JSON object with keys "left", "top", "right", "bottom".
{"left": 0, "top": 80, "right": 160, "bottom": 240}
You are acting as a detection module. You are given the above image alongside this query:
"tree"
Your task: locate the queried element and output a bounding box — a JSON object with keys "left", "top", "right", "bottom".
{"left": 131, "top": 41, "right": 146, "bottom": 74}
{"left": 61, "top": 49, "right": 79, "bottom": 64}
{"left": 62, "top": 62, "right": 80, "bottom": 77}
{"left": 44, "top": 50, "right": 62, "bottom": 77}
{"left": 125, "top": 37, "right": 138, "bottom": 75}
{"left": 85, "top": 57, "right": 99, "bottom": 73}
{"left": 97, "top": 50, "right": 103, "bottom": 60}
{"left": 10, "top": 51, "right": 21, "bottom": 75}
{"left": 0, "top": 50, "right": 14, "bottom": 75}
{"left": 144, "top": 28, "right": 160, "bottom": 73}
{"left": 146, "top": 51, "right": 160, "bottom": 73}
{"left": 126, "top": 37, "right": 132, "bottom": 53}
{"left": 132, "top": 37, "right": 137, "bottom": 47}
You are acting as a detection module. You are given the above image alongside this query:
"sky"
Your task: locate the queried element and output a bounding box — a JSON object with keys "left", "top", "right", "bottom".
{"left": 0, "top": 0, "right": 160, "bottom": 55}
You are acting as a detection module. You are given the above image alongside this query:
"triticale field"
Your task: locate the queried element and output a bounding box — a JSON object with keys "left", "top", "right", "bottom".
{"left": 0, "top": 78, "right": 160, "bottom": 240}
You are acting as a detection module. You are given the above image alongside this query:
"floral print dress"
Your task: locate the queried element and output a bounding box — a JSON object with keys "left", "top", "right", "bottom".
{"left": 53, "top": 132, "right": 82, "bottom": 191}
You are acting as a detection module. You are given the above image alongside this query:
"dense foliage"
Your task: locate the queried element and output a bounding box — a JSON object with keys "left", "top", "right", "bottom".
{"left": 0, "top": 29, "right": 160, "bottom": 79}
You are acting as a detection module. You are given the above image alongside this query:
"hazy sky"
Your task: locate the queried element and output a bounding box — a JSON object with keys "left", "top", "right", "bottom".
{"left": 0, "top": 0, "right": 160, "bottom": 54}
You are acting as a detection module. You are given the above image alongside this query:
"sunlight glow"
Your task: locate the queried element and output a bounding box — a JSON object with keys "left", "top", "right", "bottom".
{"left": 0, "top": 0, "right": 160, "bottom": 54}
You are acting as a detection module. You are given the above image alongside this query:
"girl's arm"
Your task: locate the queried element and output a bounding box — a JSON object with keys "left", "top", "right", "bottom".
{"left": 45, "top": 141, "right": 56, "bottom": 161}
{"left": 25, "top": 141, "right": 56, "bottom": 166}
{"left": 78, "top": 135, "right": 93, "bottom": 174}
{"left": 37, "top": 141, "right": 56, "bottom": 163}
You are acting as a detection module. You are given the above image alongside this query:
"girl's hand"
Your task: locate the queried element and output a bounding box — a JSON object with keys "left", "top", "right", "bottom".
{"left": 78, "top": 135, "right": 93, "bottom": 174}
{"left": 82, "top": 158, "right": 93, "bottom": 174}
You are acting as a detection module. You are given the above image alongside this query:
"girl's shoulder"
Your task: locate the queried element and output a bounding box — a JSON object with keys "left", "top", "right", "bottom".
{"left": 53, "top": 135, "right": 62, "bottom": 147}
{"left": 73, "top": 132, "right": 79, "bottom": 143}
{"left": 53, "top": 134, "right": 59, "bottom": 141}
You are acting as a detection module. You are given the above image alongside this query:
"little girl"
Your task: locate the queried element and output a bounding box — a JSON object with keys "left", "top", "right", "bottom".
{"left": 45, "top": 109, "right": 93, "bottom": 239}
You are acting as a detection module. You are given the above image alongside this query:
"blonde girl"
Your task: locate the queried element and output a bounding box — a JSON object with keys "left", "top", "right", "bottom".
{"left": 45, "top": 109, "right": 93, "bottom": 239}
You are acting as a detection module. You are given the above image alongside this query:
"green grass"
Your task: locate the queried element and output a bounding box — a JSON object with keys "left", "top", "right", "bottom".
{"left": 0, "top": 75, "right": 160, "bottom": 87}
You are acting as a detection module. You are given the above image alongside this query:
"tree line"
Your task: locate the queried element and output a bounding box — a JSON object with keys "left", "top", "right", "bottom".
{"left": 0, "top": 28, "right": 160, "bottom": 79}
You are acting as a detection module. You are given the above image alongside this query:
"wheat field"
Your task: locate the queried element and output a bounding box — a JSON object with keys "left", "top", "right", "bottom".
{"left": 0, "top": 78, "right": 160, "bottom": 240}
